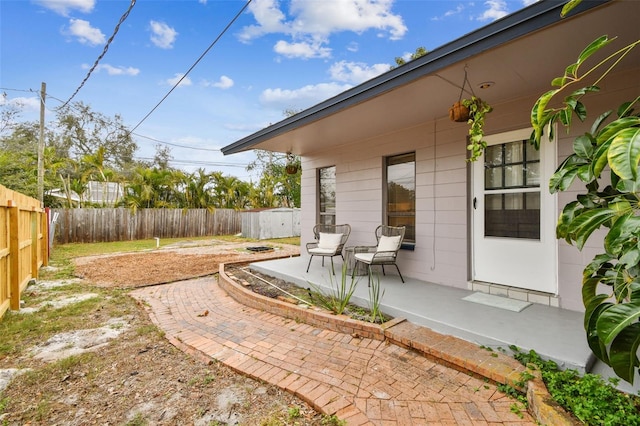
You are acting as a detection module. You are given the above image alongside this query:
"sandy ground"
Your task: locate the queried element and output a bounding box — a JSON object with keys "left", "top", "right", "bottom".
{"left": 0, "top": 240, "right": 330, "bottom": 426}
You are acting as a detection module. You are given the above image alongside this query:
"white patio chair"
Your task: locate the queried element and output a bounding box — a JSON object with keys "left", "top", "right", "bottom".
{"left": 353, "top": 225, "right": 406, "bottom": 286}
{"left": 305, "top": 224, "right": 351, "bottom": 275}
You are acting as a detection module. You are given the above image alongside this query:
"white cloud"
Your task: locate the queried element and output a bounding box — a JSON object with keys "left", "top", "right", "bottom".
{"left": 329, "top": 60, "right": 389, "bottom": 84}
{"left": 198, "top": 0, "right": 208, "bottom": 4}
{"left": 274, "top": 40, "right": 331, "bottom": 59}
{"left": 260, "top": 82, "right": 353, "bottom": 110}
{"left": 239, "top": 0, "right": 406, "bottom": 59}
{"left": 237, "top": 0, "right": 289, "bottom": 42}
{"left": 202, "top": 75, "right": 234, "bottom": 89}
{"left": 478, "top": 0, "right": 509, "bottom": 21}
{"left": 82, "top": 64, "right": 140, "bottom": 76}
{"left": 288, "top": 0, "right": 407, "bottom": 39}
{"left": 166, "top": 73, "right": 192, "bottom": 87}
{"left": 149, "top": 20, "right": 178, "bottom": 49}
{"left": 66, "top": 19, "right": 105, "bottom": 46}
{"left": 34, "top": 0, "right": 95, "bottom": 16}
{"left": 0, "top": 96, "right": 40, "bottom": 112}
{"left": 522, "top": 0, "right": 540, "bottom": 5}
{"left": 431, "top": 4, "right": 466, "bottom": 21}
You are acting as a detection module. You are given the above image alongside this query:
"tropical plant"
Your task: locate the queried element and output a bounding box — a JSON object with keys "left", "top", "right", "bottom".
{"left": 530, "top": 35, "right": 640, "bottom": 384}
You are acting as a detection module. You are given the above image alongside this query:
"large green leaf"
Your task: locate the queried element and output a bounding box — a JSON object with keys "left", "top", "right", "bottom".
{"left": 604, "top": 212, "right": 639, "bottom": 255}
{"left": 573, "top": 134, "right": 594, "bottom": 159}
{"left": 583, "top": 253, "right": 615, "bottom": 280}
{"left": 568, "top": 208, "right": 617, "bottom": 249}
{"left": 556, "top": 200, "right": 582, "bottom": 240}
{"left": 609, "top": 322, "right": 640, "bottom": 384}
{"left": 591, "top": 137, "right": 613, "bottom": 178}
{"left": 608, "top": 127, "right": 640, "bottom": 180}
{"left": 560, "top": 0, "right": 584, "bottom": 17}
{"left": 591, "top": 110, "right": 613, "bottom": 135}
{"left": 576, "top": 35, "right": 613, "bottom": 67}
{"left": 597, "top": 300, "right": 640, "bottom": 345}
{"left": 586, "top": 300, "right": 613, "bottom": 363}
{"left": 582, "top": 290, "right": 609, "bottom": 330}
{"left": 596, "top": 116, "right": 640, "bottom": 145}
{"left": 620, "top": 246, "right": 640, "bottom": 268}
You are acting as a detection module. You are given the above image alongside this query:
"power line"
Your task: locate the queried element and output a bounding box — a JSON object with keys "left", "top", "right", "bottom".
{"left": 134, "top": 156, "right": 248, "bottom": 168}
{"left": 129, "top": 0, "right": 252, "bottom": 134}
{"left": 132, "top": 133, "right": 222, "bottom": 152}
{"left": 61, "top": 0, "right": 137, "bottom": 108}
{"left": 3, "top": 88, "right": 229, "bottom": 155}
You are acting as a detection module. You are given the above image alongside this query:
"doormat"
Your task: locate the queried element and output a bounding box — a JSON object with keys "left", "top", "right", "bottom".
{"left": 462, "top": 292, "right": 531, "bottom": 312}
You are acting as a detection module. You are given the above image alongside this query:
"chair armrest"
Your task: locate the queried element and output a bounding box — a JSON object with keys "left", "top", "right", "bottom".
{"left": 353, "top": 245, "right": 376, "bottom": 254}
{"left": 306, "top": 241, "right": 319, "bottom": 250}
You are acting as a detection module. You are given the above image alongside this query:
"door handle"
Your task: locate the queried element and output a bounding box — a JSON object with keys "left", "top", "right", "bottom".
{"left": 473, "top": 197, "right": 477, "bottom": 209}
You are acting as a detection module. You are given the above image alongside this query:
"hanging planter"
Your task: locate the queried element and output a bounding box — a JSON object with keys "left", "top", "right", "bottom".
{"left": 285, "top": 152, "right": 299, "bottom": 174}
{"left": 448, "top": 69, "right": 493, "bottom": 161}
{"left": 449, "top": 101, "right": 470, "bottom": 122}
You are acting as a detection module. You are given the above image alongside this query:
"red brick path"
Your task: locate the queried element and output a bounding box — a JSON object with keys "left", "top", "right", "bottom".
{"left": 131, "top": 277, "right": 535, "bottom": 425}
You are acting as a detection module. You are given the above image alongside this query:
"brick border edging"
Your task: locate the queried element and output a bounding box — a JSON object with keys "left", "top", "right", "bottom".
{"left": 218, "top": 262, "right": 404, "bottom": 341}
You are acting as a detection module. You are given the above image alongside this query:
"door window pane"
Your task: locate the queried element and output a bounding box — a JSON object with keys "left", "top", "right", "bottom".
{"left": 484, "top": 193, "right": 540, "bottom": 239}
{"left": 484, "top": 140, "right": 540, "bottom": 189}
{"left": 319, "top": 166, "right": 336, "bottom": 225}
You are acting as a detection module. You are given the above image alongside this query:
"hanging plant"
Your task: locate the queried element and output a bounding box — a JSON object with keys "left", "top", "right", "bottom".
{"left": 449, "top": 69, "right": 493, "bottom": 161}
{"left": 463, "top": 96, "right": 493, "bottom": 162}
{"left": 285, "top": 152, "right": 299, "bottom": 174}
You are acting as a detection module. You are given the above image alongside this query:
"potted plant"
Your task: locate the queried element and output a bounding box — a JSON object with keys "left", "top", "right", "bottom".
{"left": 462, "top": 96, "right": 493, "bottom": 161}
{"left": 449, "top": 101, "right": 470, "bottom": 122}
{"left": 285, "top": 152, "right": 299, "bottom": 174}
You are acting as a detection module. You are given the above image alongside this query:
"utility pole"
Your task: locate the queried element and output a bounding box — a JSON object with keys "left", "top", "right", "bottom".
{"left": 37, "top": 82, "right": 46, "bottom": 204}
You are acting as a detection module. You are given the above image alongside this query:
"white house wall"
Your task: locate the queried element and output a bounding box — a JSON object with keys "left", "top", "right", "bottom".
{"left": 300, "top": 67, "right": 639, "bottom": 313}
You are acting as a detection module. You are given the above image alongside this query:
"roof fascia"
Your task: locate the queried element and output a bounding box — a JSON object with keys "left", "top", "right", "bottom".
{"left": 222, "top": 0, "right": 609, "bottom": 155}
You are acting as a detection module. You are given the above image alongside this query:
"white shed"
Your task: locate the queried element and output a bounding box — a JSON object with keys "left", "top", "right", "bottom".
{"left": 241, "top": 208, "right": 301, "bottom": 240}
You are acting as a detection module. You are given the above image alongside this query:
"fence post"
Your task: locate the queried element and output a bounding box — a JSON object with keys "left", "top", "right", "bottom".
{"left": 42, "top": 209, "right": 49, "bottom": 267}
{"left": 9, "top": 202, "right": 19, "bottom": 310}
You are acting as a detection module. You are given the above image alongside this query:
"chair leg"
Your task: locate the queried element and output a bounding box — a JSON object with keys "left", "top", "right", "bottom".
{"left": 330, "top": 257, "right": 335, "bottom": 275}
{"left": 381, "top": 265, "right": 386, "bottom": 276}
{"left": 306, "top": 255, "right": 314, "bottom": 273}
{"left": 367, "top": 265, "right": 373, "bottom": 287}
{"left": 394, "top": 264, "right": 405, "bottom": 283}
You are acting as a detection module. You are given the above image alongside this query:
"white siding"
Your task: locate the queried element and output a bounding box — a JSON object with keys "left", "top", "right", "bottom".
{"left": 300, "top": 67, "right": 639, "bottom": 312}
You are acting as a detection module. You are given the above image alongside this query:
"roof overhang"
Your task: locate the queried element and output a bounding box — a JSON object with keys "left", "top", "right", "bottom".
{"left": 222, "top": 0, "right": 639, "bottom": 157}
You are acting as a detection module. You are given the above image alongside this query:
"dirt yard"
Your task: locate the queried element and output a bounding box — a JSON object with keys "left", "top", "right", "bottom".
{"left": 0, "top": 240, "right": 339, "bottom": 425}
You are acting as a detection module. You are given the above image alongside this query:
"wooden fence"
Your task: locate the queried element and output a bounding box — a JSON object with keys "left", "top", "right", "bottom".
{"left": 1, "top": 185, "right": 48, "bottom": 319}
{"left": 51, "top": 208, "right": 242, "bottom": 244}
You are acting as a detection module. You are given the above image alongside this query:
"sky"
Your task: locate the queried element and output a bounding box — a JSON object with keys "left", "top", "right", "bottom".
{"left": 1, "top": 0, "right": 538, "bottom": 181}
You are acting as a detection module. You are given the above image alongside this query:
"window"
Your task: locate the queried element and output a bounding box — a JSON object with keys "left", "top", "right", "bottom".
{"left": 318, "top": 166, "right": 336, "bottom": 225}
{"left": 484, "top": 140, "right": 540, "bottom": 239}
{"left": 386, "top": 153, "right": 415, "bottom": 243}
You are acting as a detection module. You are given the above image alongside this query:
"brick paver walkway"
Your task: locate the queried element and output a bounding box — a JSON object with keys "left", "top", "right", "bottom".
{"left": 131, "top": 276, "right": 535, "bottom": 425}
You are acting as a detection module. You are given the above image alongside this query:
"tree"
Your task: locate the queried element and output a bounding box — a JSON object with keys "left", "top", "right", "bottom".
{"left": 56, "top": 101, "right": 137, "bottom": 171}
{"left": 246, "top": 150, "right": 301, "bottom": 208}
{"left": 530, "top": 35, "right": 640, "bottom": 384}
{"left": 392, "top": 47, "right": 428, "bottom": 68}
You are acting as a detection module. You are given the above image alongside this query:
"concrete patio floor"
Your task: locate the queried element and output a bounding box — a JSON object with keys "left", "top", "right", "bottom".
{"left": 247, "top": 254, "right": 639, "bottom": 394}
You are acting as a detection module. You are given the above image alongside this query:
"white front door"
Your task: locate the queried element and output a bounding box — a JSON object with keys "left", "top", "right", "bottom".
{"left": 472, "top": 128, "right": 558, "bottom": 294}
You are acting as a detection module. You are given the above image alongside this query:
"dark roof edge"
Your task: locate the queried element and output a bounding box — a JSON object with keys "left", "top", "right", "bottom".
{"left": 222, "top": 0, "right": 609, "bottom": 155}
